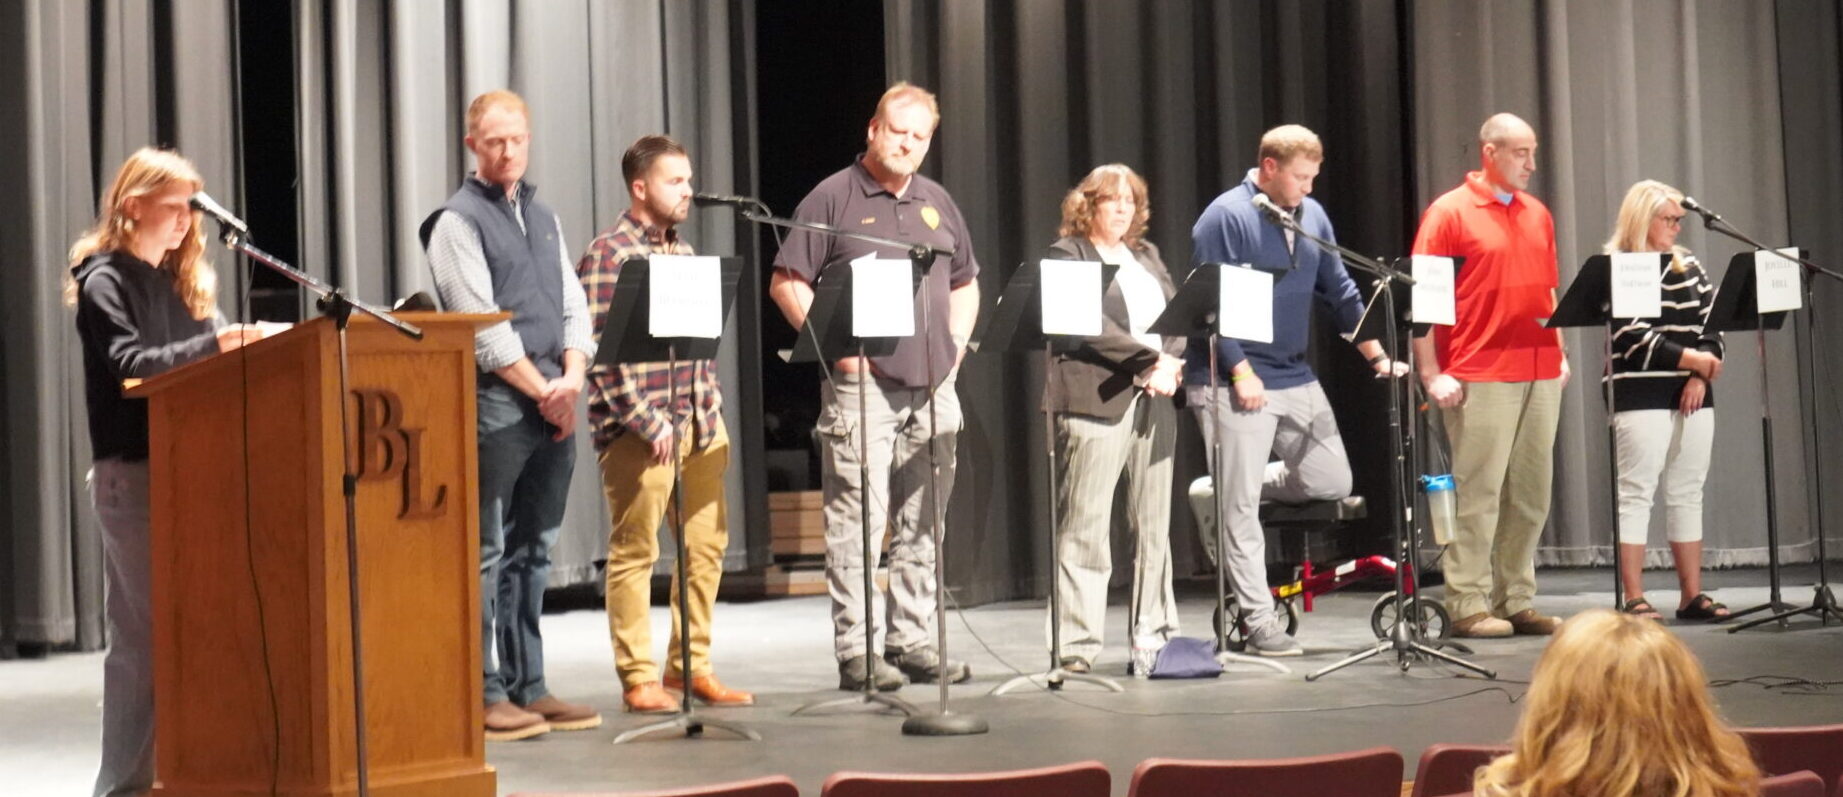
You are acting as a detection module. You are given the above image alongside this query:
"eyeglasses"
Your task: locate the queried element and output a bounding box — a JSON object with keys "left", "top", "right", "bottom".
{"left": 1657, "top": 213, "right": 1685, "bottom": 228}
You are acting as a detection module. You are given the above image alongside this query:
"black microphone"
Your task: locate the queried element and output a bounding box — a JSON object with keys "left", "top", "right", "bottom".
{"left": 1250, "top": 193, "right": 1296, "bottom": 227}
{"left": 189, "top": 191, "right": 249, "bottom": 235}
{"left": 692, "top": 192, "right": 759, "bottom": 208}
{"left": 1680, "top": 195, "right": 1723, "bottom": 225}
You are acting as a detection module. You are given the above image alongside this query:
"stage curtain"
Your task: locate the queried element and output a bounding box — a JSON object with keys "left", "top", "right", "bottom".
{"left": 883, "top": 0, "right": 1415, "bottom": 604}
{"left": 0, "top": 0, "right": 761, "bottom": 654}
{"left": 290, "top": 0, "right": 764, "bottom": 588}
{"left": 1414, "top": 0, "right": 1820, "bottom": 568}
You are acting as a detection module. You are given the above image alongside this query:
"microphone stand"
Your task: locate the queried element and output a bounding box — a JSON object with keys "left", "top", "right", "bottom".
{"left": 731, "top": 208, "right": 984, "bottom": 734}
{"left": 1688, "top": 207, "right": 1843, "bottom": 632}
{"left": 207, "top": 219, "right": 422, "bottom": 797}
{"left": 1242, "top": 208, "right": 1493, "bottom": 681}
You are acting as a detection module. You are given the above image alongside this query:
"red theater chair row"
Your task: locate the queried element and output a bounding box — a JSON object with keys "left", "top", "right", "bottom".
{"left": 508, "top": 722, "right": 1843, "bottom": 797}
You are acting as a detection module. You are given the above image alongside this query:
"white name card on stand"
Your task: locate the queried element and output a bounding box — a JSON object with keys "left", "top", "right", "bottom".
{"left": 1755, "top": 248, "right": 1803, "bottom": 314}
{"left": 1038, "top": 259, "right": 1103, "bottom": 336}
{"left": 1217, "top": 264, "right": 1273, "bottom": 343}
{"left": 1609, "top": 252, "right": 1663, "bottom": 319}
{"left": 851, "top": 254, "right": 916, "bottom": 337}
{"left": 1410, "top": 255, "right": 1456, "bottom": 326}
{"left": 647, "top": 254, "right": 722, "bottom": 338}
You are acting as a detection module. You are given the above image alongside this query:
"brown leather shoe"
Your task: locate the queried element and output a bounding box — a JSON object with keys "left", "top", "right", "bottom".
{"left": 623, "top": 681, "right": 681, "bottom": 714}
{"left": 664, "top": 674, "right": 756, "bottom": 707}
{"left": 483, "top": 700, "right": 550, "bottom": 741}
{"left": 1507, "top": 609, "right": 1562, "bottom": 635}
{"left": 520, "top": 694, "right": 603, "bottom": 731}
{"left": 1451, "top": 612, "right": 1514, "bottom": 639}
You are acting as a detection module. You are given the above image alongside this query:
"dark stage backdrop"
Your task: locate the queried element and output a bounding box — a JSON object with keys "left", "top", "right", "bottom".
{"left": 882, "top": 0, "right": 1843, "bottom": 606}
{"left": 882, "top": 0, "right": 1416, "bottom": 604}
{"left": 7, "top": 0, "right": 1843, "bottom": 651}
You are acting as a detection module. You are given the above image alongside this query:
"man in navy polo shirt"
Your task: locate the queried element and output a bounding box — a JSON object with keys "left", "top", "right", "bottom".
{"left": 1187, "top": 125, "right": 1402, "bottom": 656}
{"left": 768, "top": 82, "right": 981, "bottom": 691}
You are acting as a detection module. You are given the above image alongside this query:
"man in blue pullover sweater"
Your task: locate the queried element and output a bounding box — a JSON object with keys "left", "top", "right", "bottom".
{"left": 1187, "top": 125, "right": 1402, "bottom": 656}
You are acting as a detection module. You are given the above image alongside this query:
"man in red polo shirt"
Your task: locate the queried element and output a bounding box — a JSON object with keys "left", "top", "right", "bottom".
{"left": 1411, "top": 113, "right": 1570, "bottom": 639}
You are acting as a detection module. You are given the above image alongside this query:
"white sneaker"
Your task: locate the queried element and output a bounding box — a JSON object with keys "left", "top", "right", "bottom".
{"left": 1247, "top": 624, "right": 1304, "bottom": 657}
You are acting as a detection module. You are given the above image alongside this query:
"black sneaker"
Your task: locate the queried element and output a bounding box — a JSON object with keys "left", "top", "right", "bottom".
{"left": 885, "top": 646, "right": 971, "bottom": 684}
{"left": 838, "top": 654, "right": 906, "bottom": 692}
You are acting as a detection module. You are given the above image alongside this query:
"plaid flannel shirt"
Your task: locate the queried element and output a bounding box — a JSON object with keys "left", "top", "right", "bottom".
{"left": 576, "top": 211, "right": 723, "bottom": 452}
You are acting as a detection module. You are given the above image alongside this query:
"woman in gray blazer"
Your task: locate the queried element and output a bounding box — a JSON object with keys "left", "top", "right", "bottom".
{"left": 1044, "top": 164, "right": 1187, "bottom": 673}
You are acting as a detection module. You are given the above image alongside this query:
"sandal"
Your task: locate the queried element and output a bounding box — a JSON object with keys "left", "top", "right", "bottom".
{"left": 1676, "top": 593, "right": 1730, "bottom": 622}
{"left": 1621, "top": 597, "right": 1663, "bottom": 620}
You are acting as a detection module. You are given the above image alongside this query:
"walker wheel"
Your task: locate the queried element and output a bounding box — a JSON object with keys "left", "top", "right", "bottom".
{"left": 1369, "top": 592, "right": 1451, "bottom": 640}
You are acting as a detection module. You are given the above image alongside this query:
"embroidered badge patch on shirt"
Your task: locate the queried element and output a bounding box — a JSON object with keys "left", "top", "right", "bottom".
{"left": 860, "top": 216, "right": 877, "bottom": 225}
{"left": 920, "top": 206, "right": 941, "bottom": 230}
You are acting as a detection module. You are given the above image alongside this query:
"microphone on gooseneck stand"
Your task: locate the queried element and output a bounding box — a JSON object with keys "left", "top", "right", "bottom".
{"left": 1250, "top": 193, "right": 1296, "bottom": 227}
{"left": 692, "top": 192, "right": 760, "bottom": 208}
{"left": 1680, "top": 195, "right": 1724, "bottom": 226}
{"left": 190, "top": 191, "right": 250, "bottom": 236}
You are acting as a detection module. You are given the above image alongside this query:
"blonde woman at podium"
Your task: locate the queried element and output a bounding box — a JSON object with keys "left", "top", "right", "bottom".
{"left": 1602, "top": 180, "right": 1728, "bottom": 623}
{"left": 67, "top": 147, "right": 266, "bottom": 797}
{"left": 1042, "top": 164, "right": 1186, "bottom": 674}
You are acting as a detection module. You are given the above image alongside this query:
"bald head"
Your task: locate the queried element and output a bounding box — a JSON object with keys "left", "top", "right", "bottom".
{"left": 1478, "top": 112, "right": 1538, "bottom": 193}
{"left": 1478, "top": 113, "right": 1533, "bottom": 146}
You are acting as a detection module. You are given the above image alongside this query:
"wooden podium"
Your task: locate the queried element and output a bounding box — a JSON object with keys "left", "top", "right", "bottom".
{"left": 127, "top": 312, "right": 502, "bottom": 797}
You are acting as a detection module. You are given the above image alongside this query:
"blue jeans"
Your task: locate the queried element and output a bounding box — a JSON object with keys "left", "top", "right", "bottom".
{"left": 476, "top": 379, "right": 575, "bottom": 705}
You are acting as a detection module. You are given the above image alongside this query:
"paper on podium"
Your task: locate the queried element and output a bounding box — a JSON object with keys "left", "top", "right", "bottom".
{"left": 1039, "top": 259, "right": 1103, "bottom": 336}
{"left": 646, "top": 254, "right": 723, "bottom": 338}
{"left": 1755, "top": 248, "right": 1802, "bottom": 314}
{"left": 1217, "top": 264, "right": 1273, "bottom": 343}
{"left": 1609, "top": 252, "right": 1662, "bottom": 319}
{"left": 1410, "top": 255, "right": 1456, "bottom": 326}
{"left": 851, "top": 254, "right": 916, "bottom": 337}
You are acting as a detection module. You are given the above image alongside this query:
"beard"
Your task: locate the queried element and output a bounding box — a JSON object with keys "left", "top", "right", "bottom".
{"left": 652, "top": 195, "right": 690, "bottom": 225}
{"left": 874, "top": 150, "right": 917, "bottom": 177}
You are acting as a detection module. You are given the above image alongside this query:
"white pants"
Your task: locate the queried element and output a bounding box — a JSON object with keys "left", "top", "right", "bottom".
{"left": 90, "top": 458, "right": 154, "bottom": 797}
{"left": 1612, "top": 409, "right": 1715, "bottom": 545}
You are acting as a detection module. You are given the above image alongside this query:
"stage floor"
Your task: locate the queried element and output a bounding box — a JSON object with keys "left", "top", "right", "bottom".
{"left": 8, "top": 567, "right": 1840, "bottom": 796}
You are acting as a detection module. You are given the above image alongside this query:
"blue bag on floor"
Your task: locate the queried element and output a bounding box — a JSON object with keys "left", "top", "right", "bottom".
{"left": 1147, "top": 637, "right": 1223, "bottom": 679}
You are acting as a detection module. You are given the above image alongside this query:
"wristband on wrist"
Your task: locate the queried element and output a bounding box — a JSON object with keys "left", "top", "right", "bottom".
{"left": 1367, "top": 352, "right": 1387, "bottom": 366}
{"left": 1229, "top": 370, "right": 1253, "bottom": 384}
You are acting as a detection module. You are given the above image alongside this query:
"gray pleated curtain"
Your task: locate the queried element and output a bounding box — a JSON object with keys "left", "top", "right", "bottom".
{"left": 1412, "top": 0, "right": 1827, "bottom": 568}
{"left": 0, "top": 0, "right": 757, "bottom": 653}
{"left": 885, "top": 0, "right": 1843, "bottom": 605}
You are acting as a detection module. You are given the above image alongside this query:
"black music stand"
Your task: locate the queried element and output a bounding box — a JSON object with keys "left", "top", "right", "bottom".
{"left": 1149, "top": 264, "right": 1289, "bottom": 675}
{"left": 1337, "top": 257, "right": 1476, "bottom": 661}
{"left": 598, "top": 255, "right": 758, "bottom": 744}
{"left": 786, "top": 260, "right": 921, "bottom": 720}
{"left": 1706, "top": 249, "right": 1839, "bottom": 631}
{"left": 1547, "top": 253, "right": 1670, "bottom": 611}
{"left": 984, "top": 258, "right": 1126, "bottom": 695}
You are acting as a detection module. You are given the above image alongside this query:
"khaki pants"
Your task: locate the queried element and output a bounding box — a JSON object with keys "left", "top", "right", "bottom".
{"left": 597, "top": 420, "right": 730, "bottom": 688}
{"left": 1439, "top": 379, "right": 1562, "bottom": 620}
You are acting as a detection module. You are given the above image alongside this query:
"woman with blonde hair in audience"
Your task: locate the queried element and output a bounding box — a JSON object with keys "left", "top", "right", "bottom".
{"left": 1473, "top": 608, "right": 1759, "bottom": 797}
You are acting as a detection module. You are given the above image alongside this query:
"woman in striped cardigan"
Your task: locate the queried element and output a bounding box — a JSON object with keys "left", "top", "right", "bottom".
{"left": 1604, "top": 180, "right": 1729, "bottom": 622}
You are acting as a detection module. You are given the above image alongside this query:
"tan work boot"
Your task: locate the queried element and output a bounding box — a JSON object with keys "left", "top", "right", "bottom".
{"left": 1451, "top": 612, "right": 1513, "bottom": 639}
{"left": 623, "top": 681, "right": 681, "bottom": 714}
{"left": 484, "top": 700, "right": 550, "bottom": 741}
{"left": 520, "top": 694, "right": 603, "bottom": 731}
{"left": 664, "top": 673, "right": 756, "bottom": 707}
{"left": 1507, "top": 609, "right": 1562, "bottom": 636}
